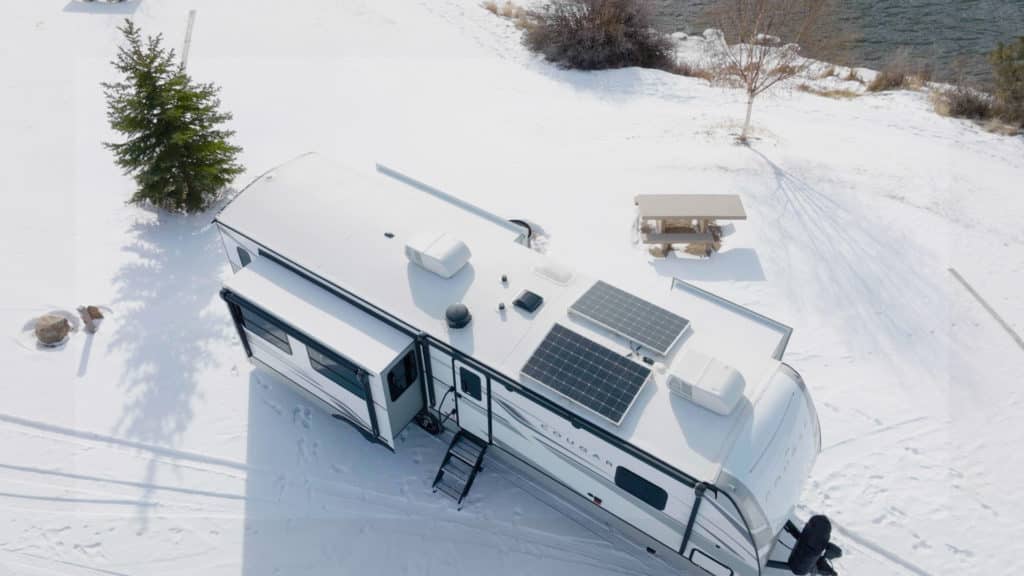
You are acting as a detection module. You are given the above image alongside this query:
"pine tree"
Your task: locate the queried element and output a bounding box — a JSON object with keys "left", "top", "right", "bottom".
{"left": 990, "top": 37, "right": 1024, "bottom": 127}
{"left": 103, "top": 20, "right": 243, "bottom": 213}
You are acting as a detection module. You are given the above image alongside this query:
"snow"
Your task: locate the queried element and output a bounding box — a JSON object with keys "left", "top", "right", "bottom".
{"left": 1, "top": 1, "right": 1022, "bottom": 575}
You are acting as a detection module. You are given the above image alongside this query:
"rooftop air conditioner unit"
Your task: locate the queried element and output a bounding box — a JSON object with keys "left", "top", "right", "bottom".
{"left": 667, "top": 349, "right": 745, "bottom": 415}
{"left": 405, "top": 233, "right": 471, "bottom": 279}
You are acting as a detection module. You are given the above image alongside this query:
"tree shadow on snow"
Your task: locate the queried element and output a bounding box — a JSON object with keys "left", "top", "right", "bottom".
{"left": 109, "top": 207, "right": 232, "bottom": 531}
{"left": 746, "top": 148, "right": 961, "bottom": 385}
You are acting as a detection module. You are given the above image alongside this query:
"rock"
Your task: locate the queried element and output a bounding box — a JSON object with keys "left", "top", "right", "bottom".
{"left": 78, "top": 306, "right": 104, "bottom": 334}
{"left": 35, "top": 314, "right": 71, "bottom": 345}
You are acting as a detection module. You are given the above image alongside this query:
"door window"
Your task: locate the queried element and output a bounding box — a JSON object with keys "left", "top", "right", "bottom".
{"left": 459, "top": 367, "right": 482, "bottom": 401}
{"left": 387, "top": 350, "right": 418, "bottom": 402}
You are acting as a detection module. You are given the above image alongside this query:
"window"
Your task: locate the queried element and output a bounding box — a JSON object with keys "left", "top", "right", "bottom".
{"left": 308, "top": 344, "right": 366, "bottom": 399}
{"left": 459, "top": 367, "right": 482, "bottom": 401}
{"left": 237, "top": 247, "right": 252, "bottom": 268}
{"left": 614, "top": 466, "right": 668, "bottom": 511}
{"left": 387, "top": 350, "right": 419, "bottom": 402}
{"left": 239, "top": 306, "right": 291, "bottom": 354}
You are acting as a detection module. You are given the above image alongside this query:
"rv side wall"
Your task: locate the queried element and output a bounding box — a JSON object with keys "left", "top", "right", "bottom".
{"left": 424, "top": 340, "right": 758, "bottom": 575}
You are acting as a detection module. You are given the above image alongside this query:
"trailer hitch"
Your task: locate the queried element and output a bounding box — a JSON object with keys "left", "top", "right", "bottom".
{"left": 765, "top": 516, "right": 842, "bottom": 575}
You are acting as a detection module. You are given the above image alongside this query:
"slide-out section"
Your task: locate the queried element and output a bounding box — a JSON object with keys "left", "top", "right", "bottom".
{"left": 222, "top": 257, "right": 420, "bottom": 449}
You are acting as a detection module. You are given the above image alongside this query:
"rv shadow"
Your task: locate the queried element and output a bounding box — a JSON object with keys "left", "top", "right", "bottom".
{"left": 239, "top": 368, "right": 443, "bottom": 575}
{"left": 240, "top": 368, "right": 676, "bottom": 575}
{"left": 109, "top": 209, "right": 231, "bottom": 531}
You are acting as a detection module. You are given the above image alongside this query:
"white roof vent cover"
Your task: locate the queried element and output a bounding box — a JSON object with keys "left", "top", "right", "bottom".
{"left": 405, "top": 233, "right": 471, "bottom": 279}
{"left": 667, "top": 349, "right": 745, "bottom": 415}
{"left": 534, "top": 261, "right": 574, "bottom": 286}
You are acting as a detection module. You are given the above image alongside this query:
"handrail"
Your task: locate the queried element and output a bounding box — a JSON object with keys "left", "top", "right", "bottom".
{"left": 670, "top": 277, "right": 793, "bottom": 360}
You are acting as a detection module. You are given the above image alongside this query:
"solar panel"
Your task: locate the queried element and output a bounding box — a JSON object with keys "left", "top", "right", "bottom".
{"left": 570, "top": 281, "right": 689, "bottom": 356}
{"left": 521, "top": 324, "right": 651, "bottom": 425}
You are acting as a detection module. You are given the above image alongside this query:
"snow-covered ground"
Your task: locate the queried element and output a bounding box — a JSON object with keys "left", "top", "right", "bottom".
{"left": 2, "top": 1, "right": 1023, "bottom": 574}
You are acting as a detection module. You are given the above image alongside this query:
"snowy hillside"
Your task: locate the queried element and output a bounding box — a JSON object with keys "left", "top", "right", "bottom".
{"left": 2, "top": 1, "right": 1023, "bottom": 575}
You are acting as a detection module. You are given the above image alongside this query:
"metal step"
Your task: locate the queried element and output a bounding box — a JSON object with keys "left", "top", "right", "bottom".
{"left": 435, "top": 472, "right": 465, "bottom": 500}
{"left": 442, "top": 454, "right": 473, "bottom": 481}
{"left": 450, "top": 437, "right": 484, "bottom": 466}
{"left": 432, "top": 431, "right": 488, "bottom": 508}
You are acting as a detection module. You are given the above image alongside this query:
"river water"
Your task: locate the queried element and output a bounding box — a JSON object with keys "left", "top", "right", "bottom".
{"left": 652, "top": 0, "right": 1024, "bottom": 86}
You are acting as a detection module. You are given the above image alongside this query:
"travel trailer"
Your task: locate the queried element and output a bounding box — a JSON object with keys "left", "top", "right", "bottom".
{"left": 215, "top": 153, "right": 841, "bottom": 576}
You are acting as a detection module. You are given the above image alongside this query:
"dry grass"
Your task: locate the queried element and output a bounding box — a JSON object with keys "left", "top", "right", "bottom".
{"left": 982, "top": 118, "right": 1022, "bottom": 136}
{"left": 867, "top": 51, "right": 932, "bottom": 92}
{"left": 843, "top": 68, "right": 863, "bottom": 84}
{"left": 482, "top": 1, "right": 531, "bottom": 28}
{"left": 670, "top": 60, "right": 714, "bottom": 81}
{"left": 797, "top": 83, "right": 860, "bottom": 99}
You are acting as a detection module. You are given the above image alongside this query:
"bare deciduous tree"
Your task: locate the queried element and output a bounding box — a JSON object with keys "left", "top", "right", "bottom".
{"left": 706, "top": 0, "right": 834, "bottom": 142}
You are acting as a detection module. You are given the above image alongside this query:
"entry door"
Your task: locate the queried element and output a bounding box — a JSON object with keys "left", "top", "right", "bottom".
{"left": 453, "top": 360, "right": 489, "bottom": 442}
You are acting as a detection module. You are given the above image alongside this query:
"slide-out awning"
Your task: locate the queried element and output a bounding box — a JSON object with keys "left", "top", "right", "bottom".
{"left": 223, "top": 257, "right": 412, "bottom": 376}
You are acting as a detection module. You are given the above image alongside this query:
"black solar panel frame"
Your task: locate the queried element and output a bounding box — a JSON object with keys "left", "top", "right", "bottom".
{"left": 521, "top": 324, "right": 651, "bottom": 425}
{"left": 570, "top": 281, "right": 690, "bottom": 356}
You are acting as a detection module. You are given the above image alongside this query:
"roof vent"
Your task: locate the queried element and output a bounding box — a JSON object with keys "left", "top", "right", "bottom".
{"left": 667, "top": 349, "right": 745, "bottom": 415}
{"left": 445, "top": 303, "right": 472, "bottom": 329}
{"left": 405, "top": 233, "right": 471, "bottom": 279}
{"left": 534, "top": 261, "right": 574, "bottom": 286}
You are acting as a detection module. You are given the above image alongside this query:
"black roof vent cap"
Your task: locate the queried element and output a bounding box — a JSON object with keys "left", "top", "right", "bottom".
{"left": 445, "top": 303, "right": 472, "bottom": 329}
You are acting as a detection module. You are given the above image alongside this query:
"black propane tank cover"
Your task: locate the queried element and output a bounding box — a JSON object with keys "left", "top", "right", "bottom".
{"left": 445, "top": 303, "right": 472, "bottom": 329}
{"left": 788, "top": 515, "right": 833, "bottom": 575}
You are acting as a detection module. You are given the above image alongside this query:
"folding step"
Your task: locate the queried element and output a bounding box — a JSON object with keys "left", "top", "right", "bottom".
{"left": 434, "top": 472, "right": 464, "bottom": 501}
{"left": 442, "top": 453, "right": 473, "bottom": 481}
{"left": 432, "top": 430, "right": 488, "bottom": 508}
{"left": 449, "top": 435, "right": 485, "bottom": 465}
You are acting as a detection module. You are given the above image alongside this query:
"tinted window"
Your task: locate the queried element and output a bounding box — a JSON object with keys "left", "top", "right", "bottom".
{"left": 239, "top": 306, "right": 291, "bottom": 354}
{"left": 387, "top": 350, "right": 418, "bottom": 402}
{"left": 614, "top": 467, "right": 668, "bottom": 511}
{"left": 459, "top": 367, "right": 482, "bottom": 401}
{"left": 237, "top": 247, "right": 252, "bottom": 268}
{"left": 308, "top": 344, "right": 366, "bottom": 399}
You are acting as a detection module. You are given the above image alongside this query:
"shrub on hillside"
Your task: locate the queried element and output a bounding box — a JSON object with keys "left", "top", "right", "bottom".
{"left": 523, "top": 0, "right": 673, "bottom": 71}
{"left": 868, "top": 50, "right": 930, "bottom": 92}
{"left": 990, "top": 38, "right": 1024, "bottom": 126}
{"left": 934, "top": 84, "right": 993, "bottom": 121}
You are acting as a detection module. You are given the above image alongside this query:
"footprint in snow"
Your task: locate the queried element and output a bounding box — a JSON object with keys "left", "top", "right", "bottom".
{"left": 946, "top": 543, "right": 975, "bottom": 558}
{"left": 293, "top": 406, "right": 312, "bottom": 429}
{"left": 261, "top": 397, "right": 282, "bottom": 416}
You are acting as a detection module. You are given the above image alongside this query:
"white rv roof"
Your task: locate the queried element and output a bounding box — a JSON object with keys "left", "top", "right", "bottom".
{"left": 224, "top": 257, "right": 413, "bottom": 375}
{"left": 217, "top": 154, "right": 790, "bottom": 482}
